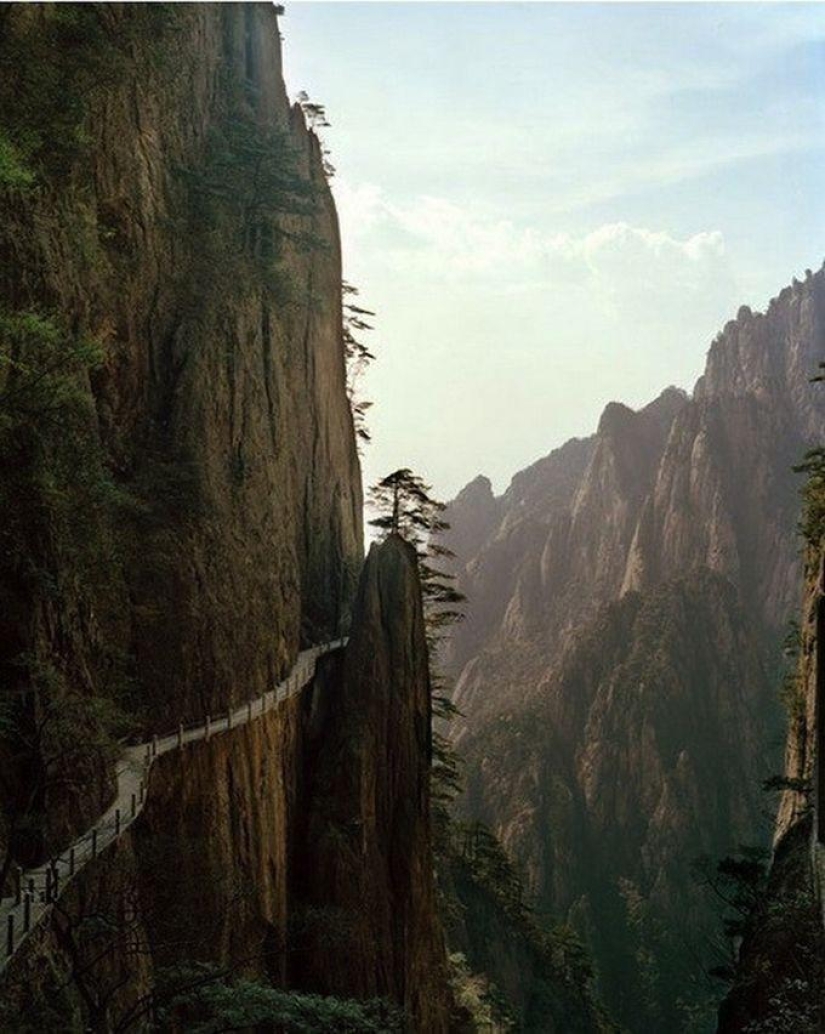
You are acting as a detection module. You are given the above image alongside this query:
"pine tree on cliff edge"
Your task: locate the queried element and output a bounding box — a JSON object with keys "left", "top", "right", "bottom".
{"left": 368, "top": 468, "right": 466, "bottom": 848}
{"left": 367, "top": 469, "right": 464, "bottom": 638}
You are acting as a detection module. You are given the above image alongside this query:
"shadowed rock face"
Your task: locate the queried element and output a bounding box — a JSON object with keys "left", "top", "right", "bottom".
{"left": 460, "top": 572, "right": 774, "bottom": 1029}
{"left": 293, "top": 535, "right": 451, "bottom": 1032}
{"left": 0, "top": 2, "right": 362, "bottom": 868}
{"left": 441, "top": 270, "right": 825, "bottom": 1029}
{"left": 0, "top": 3, "right": 363, "bottom": 733}
{"left": 718, "top": 540, "right": 825, "bottom": 1033}
{"left": 0, "top": 5, "right": 456, "bottom": 1028}
{"left": 0, "top": 11, "right": 456, "bottom": 1028}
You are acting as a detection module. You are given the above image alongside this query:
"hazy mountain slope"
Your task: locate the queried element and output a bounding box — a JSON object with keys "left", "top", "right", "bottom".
{"left": 443, "top": 267, "right": 825, "bottom": 1029}
{"left": 460, "top": 573, "right": 774, "bottom": 1029}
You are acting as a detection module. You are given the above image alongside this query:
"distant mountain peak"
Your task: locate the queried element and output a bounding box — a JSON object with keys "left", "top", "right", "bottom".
{"left": 455, "top": 473, "right": 495, "bottom": 504}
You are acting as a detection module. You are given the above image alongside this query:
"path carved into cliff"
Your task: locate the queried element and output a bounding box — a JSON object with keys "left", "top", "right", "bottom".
{"left": 0, "top": 639, "right": 347, "bottom": 970}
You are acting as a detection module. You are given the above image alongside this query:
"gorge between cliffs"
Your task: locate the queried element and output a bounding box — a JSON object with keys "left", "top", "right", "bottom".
{"left": 0, "top": 4, "right": 824, "bottom": 1034}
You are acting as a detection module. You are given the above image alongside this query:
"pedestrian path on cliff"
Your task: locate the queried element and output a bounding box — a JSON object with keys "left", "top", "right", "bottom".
{"left": 0, "top": 638, "right": 347, "bottom": 971}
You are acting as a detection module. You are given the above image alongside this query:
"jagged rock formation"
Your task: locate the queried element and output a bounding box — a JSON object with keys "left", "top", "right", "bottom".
{"left": 718, "top": 539, "right": 825, "bottom": 1032}
{"left": 442, "top": 270, "right": 825, "bottom": 1030}
{"left": 458, "top": 573, "right": 774, "bottom": 1028}
{"left": 292, "top": 535, "right": 451, "bottom": 1031}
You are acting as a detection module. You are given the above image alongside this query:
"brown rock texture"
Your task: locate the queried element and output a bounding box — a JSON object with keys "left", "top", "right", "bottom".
{"left": 292, "top": 535, "right": 452, "bottom": 1032}
{"left": 0, "top": 5, "right": 455, "bottom": 1031}
{"left": 0, "top": 3, "right": 361, "bottom": 860}
{"left": 441, "top": 270, "right": 825, "bottom": 1029}
{"left": 717, "top": 540, "right": 825, "bottom": 1032}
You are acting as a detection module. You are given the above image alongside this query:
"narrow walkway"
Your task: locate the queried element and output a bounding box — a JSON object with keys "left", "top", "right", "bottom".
{"left": 0, "top": 638, "right": 346, "bottom": 971}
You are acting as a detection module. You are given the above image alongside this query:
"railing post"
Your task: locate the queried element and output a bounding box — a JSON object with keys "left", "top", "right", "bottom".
{"left": 92, "top": 829, "right": 98, "bottom": 858}
{"left": 50, "top": 863, "right": 59, "bottom": 899}
{"left": 205, "top": 715, "right": 211, "bottom": 740}
{"left": 248, "top": 699, "right": 252, "bottom": 722}
{"left": 6, "top": 913, "right": 13, "bottom": 957}
{"left": 44, "top": 869, "right": 51, "bottom": 904}
{"left": 131, "top": 793, "right": 136, "bottom": 818}
{"left": 227, "top": 708, "right": 232, "bottom": 730}
{"left": 115, "top": 809, "right": 121, "bottom": 836}
{"left": 23, "top": 892, "right": 31, "bottom": 933}
{"left": 69, "top": 847, "right": 75, "bottom": 876}
{"left": 177, "top": 724, "right": 183, "bottom": 748}
{"left": 152, "top": 734, "right": 158, "bottom": 757}
{"left": 14, "top": 866, "right": 21, "bottom": 906}
{"left": 145, "top": 743, "right": 151, "bottom": 763}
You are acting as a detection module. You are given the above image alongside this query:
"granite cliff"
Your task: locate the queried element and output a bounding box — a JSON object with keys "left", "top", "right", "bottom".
{"left": 0, "top": 5, "right": 453, "bottom": 1030}
{"left": 717, "top": 522, "right": 825, "bottom": 1030}
{"left": 442, "top": 269, "right": 825, "bottom": 1029}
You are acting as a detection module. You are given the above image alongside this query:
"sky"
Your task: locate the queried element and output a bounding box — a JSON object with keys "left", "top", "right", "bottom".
{"left": 281, "top": 2, "right": 825, "bottom": 501}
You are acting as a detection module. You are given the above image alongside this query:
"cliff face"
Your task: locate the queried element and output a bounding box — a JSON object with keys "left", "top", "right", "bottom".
{"left": 0, "top": 623, "right": 452, "bottom": 1029}
{"left": 460, "top": 573, "right": 774, "bottom": 1029}
{"left": 442, "top": 271, "right": 825, "bottom": 1029}
{"left": 293, "top": 536, "right": 451, "bottom": 1031}
{"left": 0, "top": 5, "right": 452, "bottom": 1030}
{"left": 0, "top": 3, "right": 361, "bottom": 862}
{"left": 718, "top": 538, "right": 825, "bottom": 1033}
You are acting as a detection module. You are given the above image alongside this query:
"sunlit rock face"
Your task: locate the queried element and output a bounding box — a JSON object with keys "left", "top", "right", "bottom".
{"left": 442, "top": 269, "right": 825, "bottom": 1029}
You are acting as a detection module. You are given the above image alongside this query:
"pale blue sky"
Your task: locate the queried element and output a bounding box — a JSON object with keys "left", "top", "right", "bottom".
{"left": 282, "top": 2, "right": 825, "bottom": 500}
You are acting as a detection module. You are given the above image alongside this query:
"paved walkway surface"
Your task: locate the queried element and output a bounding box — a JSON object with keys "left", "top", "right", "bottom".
{"left": 0, "top": 638, "right": 346, "bottom": 971}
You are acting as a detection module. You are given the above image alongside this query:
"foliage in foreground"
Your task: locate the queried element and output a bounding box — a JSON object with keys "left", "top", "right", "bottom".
{"left": 162, "top": 968, "right": 405, "bottom": 1033}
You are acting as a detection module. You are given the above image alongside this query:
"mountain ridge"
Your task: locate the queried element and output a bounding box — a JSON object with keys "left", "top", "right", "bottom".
{"left": 441, "top": 262, "right": 825, "bottom": 1029}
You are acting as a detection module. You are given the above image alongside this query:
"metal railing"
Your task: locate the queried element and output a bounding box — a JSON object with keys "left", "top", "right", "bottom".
{"left": 0, "top": 638, "right": 347, "bottom": 970}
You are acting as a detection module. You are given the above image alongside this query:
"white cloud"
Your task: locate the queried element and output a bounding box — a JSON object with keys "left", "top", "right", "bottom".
{"left": 334, "top": 180, "right": 734, "bottom": 330}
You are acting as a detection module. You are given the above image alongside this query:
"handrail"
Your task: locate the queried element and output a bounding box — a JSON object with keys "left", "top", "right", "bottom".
{"left": 0, "top": 637, "right": 347, "bottom": 970}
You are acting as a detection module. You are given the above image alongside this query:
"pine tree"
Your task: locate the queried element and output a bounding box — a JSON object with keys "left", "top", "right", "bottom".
{"left": 368, "top": 468, "right": 466, "bottom": 849}
{"left": 342, "top": 281, "right": 376, "bottom": 449}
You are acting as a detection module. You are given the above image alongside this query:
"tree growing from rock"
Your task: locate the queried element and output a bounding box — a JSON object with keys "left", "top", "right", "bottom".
{"left": 342, "top": 281, "right": 376, "bottom": 450}
{"left": 368, "top": 469, "right": 466, "bottom": 846}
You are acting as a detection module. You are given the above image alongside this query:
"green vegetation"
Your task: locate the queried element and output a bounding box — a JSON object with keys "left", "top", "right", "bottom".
{"left": 445, "top": 820, "right": 612, "bottom": 1032}
{"left": 0, "top": 659, "right": 131, "bottom": 890}
{"left": 0, "top": 6, "right": 183, "bottom": 186}
{"left": 0, "top": 133, "right": 34, "bottom": 190}
{"left": 692, "top": 846, "right": 770, "bottom": 985}
{"left": 793, "top": 362, "right": 825, "bottom": 546}
{"left": 0, "top": 309, "right": 128, "bottom": 593}
{"left": 707, "top": 822, "right": 825, "bottom": 1033}
{"left": 367, "top": 468, "right": 467, "bottom": 848}
{"left": 0, "top": 308, "right": 136, "bottom": 873}
{"left": 180, "top": 77, "right": 324, "bottom": 305}
{"left": 794, "top": 444, "right": 825, "bottom": 547}
{"left": 163, "top": 973, "right": 405, "bottom": 1033}
{"left": 0, "top": 7, "right": 116, "bottom": 183}
{"left": 297, "top": 89, "right": 336, "bottom": 179}
{"left": 368, "top": 468, "right": 610, "bottom": 1028}
{"left": 455, "top": 822, "right": 596, "bottom": 989}
{"left": 448, "top": 951, "right": 515, "bottom": 1032}
{"left": 342, "top": 280, "right": 377, "bottom": 449}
